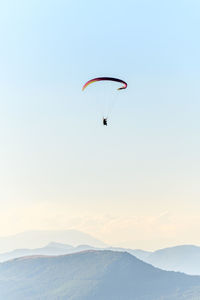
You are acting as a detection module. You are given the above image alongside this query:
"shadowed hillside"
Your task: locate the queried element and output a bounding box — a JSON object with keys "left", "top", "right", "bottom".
{"left": 0, "top": 251, "right": 200, "bottom": 299}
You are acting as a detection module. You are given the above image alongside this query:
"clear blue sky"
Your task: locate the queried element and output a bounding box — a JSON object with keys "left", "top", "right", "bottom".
{"left": 0, "top": 0, "right": 200, "bottom": 249}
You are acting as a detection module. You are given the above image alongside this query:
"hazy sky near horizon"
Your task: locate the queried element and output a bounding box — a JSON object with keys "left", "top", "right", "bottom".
{"left": 0, "top": 0, "right": 200, "bottom": 250}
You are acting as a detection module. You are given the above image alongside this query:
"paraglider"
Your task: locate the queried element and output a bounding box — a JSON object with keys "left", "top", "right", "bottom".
{"left": 82, "top": 77, "right": 127, "bottom": 125}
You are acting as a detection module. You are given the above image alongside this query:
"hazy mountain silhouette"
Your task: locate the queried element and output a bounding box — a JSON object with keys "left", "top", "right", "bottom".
{"left": 1, "top": 242, "right": 200, "bottom": 277}
{"left": 108, "top": 246, "right": 151, "bottom": 260}
{"left": 144, "top": 245, "right": 200, "bottom": 275}
{"left": 0, "top": 242, "right": 97, "bottom": 262}
{"left": 0, "top": 230, "right": 106, "bottom": 253}
{"left": 0, "top": 242, "right": 73, "bottom": 262}
{"left": 0, "top": 230, "right": 200, "bottom": 277}
{"left": 0, "top": 250, "right": 200, "bottom": 300}
{"left": 0, "top": 242, "right": 151, "bottom": 263}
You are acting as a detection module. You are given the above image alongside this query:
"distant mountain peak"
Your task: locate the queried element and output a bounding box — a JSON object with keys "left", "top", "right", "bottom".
{"left": 0, "top": 229, "right": 106, "bottom": 253}
{"left": 45, "top": 242, "right": 73, "bottom": 249}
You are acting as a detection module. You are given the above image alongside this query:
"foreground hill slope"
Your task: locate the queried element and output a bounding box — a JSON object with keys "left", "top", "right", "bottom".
{"left": 0, "top": 251, "right": 200, "bottom": 300}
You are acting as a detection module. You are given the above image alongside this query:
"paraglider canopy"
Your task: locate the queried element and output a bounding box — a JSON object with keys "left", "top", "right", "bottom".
{"left": 82, "top": 77, "right": 127, "bottom": 91}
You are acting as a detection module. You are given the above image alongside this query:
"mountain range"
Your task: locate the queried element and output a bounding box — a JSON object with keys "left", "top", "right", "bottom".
{"left": 1, "top": 240, "right": 200, "bottom": 276}
{"left": 0, "top": 250, "right": 200, "bottom": 300}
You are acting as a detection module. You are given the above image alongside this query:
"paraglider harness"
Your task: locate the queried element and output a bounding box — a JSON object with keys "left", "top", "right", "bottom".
{"left": 103, "top": 118, "right": 108, "bottom": 126}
